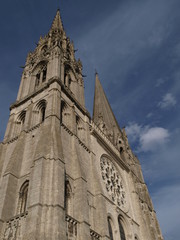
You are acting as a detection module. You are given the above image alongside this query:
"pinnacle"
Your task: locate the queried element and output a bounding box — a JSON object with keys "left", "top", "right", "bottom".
{"left": 50, "top": 9, "right": 64, "bottom": 32}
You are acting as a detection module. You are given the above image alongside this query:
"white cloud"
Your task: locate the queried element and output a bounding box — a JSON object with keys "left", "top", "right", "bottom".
{"left": 158, "top": 93, "right": 176, "bottom": 109}
{"left": 141, "top": 127, "right": 180, "bottom": 184}
{"left": 126, "top": 123, "right": 170, "bottom": 152}
{"left": 139, "top": 127, "right": 169, "bottom": 152}
{"left": 126, "top": 123, "right": 142, "bottom": 143}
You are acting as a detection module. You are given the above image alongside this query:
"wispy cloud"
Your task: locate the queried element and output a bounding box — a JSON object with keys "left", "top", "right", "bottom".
{"left": 158, "top": 93, "right": 176, "bottom": 109}
{"left": 126, "top": 123, "right": 143, "bottom": 143}
{"left": 155, "top": 78, "right": 165, "bottom": 87}
{"left": 76, "top": 0, "right": 173, "bottom": 81}
{"left": 146, "top": 112, "right": 153, "bottom": 118}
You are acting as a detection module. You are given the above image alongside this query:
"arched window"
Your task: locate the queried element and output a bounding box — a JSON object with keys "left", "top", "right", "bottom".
{"left": 15, "top": 110, "right": 26, "bottom": 135}
{"left": 35, "top": 73, "right": 40, "bottom": 86}
{"left": 60, "top": 100, "right": 70, "bottom": 127}
{"left": 64, "top": 65, "right": 69, "bottom": 85}
{"left": 76, "top": 115, "right": 80, "bottom": 134}
{"left": 34, "top": 61, "right": 48, "bottom": 88}
{"left": 40, "top": 105, "right": 46, "bottom": 122}
{"left": 60, "top": 100, "right": 66, "bottom": 124}
{"left": 18, "top": 111, "right": 26, "bottom": 125}
{"left": 18, "top": 181, "right": 29, "bottom": 214}
{"left": 64, "top": 64, "right": 72, "bottom": 89}
{"left": 107, "top": 217, "right": 114, "bottom": 240}
{"left": 42, "top": 67, "right": 47, "bottom": 82}
{"left": 118, "top": 216, "right": 126, "bottom": 240}
{"left": 37, "top": 100, "right": 47, "bottom": 123}
{"left": 68, "top": 76, "right": 72, "bottom": 88}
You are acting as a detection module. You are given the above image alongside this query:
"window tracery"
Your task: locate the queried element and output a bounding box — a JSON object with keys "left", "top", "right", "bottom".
{"left": 100, "top": 156, "right": 126, "bottom": 207}
{"left": 34, "top": 62, "right": 47, "bottom": 88}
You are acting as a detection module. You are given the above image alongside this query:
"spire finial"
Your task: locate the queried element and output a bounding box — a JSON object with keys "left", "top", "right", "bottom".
{"left": 95, "top": 70, "right": 99, "bottom": 82}
{"left": 50, "top": 8, "right": 64, "bottom": 32}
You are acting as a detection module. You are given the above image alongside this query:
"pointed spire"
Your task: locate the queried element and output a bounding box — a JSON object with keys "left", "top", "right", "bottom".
{"left": 50, "top": 9, "right": 64, "bottom": 32}
{"left": 93, "top": 73, "right": 121, "bottom": 140}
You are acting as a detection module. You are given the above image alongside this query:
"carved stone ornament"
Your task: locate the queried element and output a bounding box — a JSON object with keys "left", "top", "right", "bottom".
{"left": 100, "top": 156, "right": 126, "bottom": 207}
{"left": 3, "top": 220, "right": 19, "bottom": 240}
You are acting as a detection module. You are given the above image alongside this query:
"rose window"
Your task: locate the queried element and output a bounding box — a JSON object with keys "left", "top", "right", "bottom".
{"left": 100, "top": 156, "right": 126, "bottom": 207}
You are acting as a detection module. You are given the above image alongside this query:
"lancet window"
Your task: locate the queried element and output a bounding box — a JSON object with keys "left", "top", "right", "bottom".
{"left": 32, "top": 99, "right": 47, "bottom": 125}
{"left": 64, "top": 64, "right": 72, "bottom": 89}
{"left": 34, "top": 62, "right": 48, "bottom": 88}
{"left": 60, "top": 100, "right": 70, "bottom": 127}
{"left": 15, "top": 110, "right": 26, "bottom": 135}
{"left": 76, "top": 115, "right": 80, "bottom": 134}
{"left": 60, "top": 101, "right": 66, "bottom": 124}
{"left": 37, "top": 100, "right": 47, "bottom": 123}
{"left": 107, "top": 217, "right": 114, "bottom": 240}
{"left": 18, "top": 181, "right": 29, "bottom": 215}
{"left": 118, "top": 216, "right": 126, "bottom": 240}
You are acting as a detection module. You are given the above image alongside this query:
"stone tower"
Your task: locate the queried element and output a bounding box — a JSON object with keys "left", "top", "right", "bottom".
{"left": 0, "top": 9, "right": 163, "bottom": 240}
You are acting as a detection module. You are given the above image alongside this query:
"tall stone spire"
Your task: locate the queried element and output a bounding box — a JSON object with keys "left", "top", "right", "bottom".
{"left": 93, "top": 73, "right": 121, "bottom": 142}
{"left": 50, "top": 9, "right": 64, "bottom": 32}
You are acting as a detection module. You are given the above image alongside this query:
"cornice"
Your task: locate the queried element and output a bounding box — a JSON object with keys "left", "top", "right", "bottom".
{"left": 10, "top": 77, "right": 91, "bottom": 120}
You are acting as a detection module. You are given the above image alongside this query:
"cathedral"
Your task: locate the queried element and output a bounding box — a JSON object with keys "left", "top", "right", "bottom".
{"left": 0, "top": 9, "right": 163, "bottom": 240}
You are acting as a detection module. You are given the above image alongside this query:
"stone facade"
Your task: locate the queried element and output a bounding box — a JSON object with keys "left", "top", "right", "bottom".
{"left": 0, "top": 9, "right": 163, "bottom": 240}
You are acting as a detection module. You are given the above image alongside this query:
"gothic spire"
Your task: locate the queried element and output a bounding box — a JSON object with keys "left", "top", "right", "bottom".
{"left": 93, "top": 73, "right": 121, "bottom": 137}
{"left": 50, "top": 9, "right": 64, "bottom": 32}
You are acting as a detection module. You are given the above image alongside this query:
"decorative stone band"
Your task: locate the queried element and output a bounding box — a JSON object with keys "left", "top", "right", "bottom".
{"left": 66, "top": 214, "right": 78, "bottom": 225}
{"left": 2, "top": 212, "right": 28, "bottom": 240}
{"left": 66, "top": 215, "right": 78, "bottom": 237}
{"left": 90, "top": 229, "right": 101, "bottom": 239}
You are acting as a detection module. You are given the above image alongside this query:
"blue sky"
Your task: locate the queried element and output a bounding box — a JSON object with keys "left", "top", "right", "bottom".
{"left": 0, "top": 0, "right": 180, "bottom": 239}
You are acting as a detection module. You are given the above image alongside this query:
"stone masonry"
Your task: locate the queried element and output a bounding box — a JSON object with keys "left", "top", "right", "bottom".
{"left": 0, "top": 9, "right": 163, "bottom": 240}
